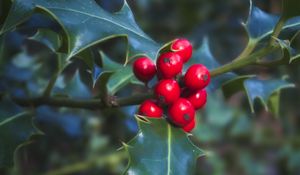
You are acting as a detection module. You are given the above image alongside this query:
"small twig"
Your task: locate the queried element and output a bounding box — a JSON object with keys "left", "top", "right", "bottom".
{"left": 13, "top": 93, "right": 154, "bottom": 109}
{"left": 234, "top": 39, "right": 257, "bottom": 61}
{"left": 42, "top": 71, "right": 59, "bottom": 97}
{"left": 13, "top": 45, "right": 280, "bottom": 110}
{"left": 210, "top": 45, "right": 277, "bottom": 77}
{"left": 269, "top": 16, "right": 287, "bottom": 46}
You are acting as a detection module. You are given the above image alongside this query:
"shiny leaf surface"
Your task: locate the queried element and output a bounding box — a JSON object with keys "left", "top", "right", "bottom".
{"left": 125, "top": 116, "right": 204, "bottom": 175}
{"left": 1, "top": 0, "right": 160, "bottom": 60}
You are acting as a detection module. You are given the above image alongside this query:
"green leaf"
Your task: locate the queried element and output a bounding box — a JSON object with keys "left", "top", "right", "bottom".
{"left": 100, "top": 51, "right": 123, "bottom": 71}
{"left": 125, "top": 116, "right": 204, "bottom": 175}
{"left": 0, "top": 0, "right": 33, "bottom": 35}
{"left": 223, "top": 76, "right": 294, "bottom": 113}
{"left": 222, "top": 75, "right": 255, "bottom": 99}
{"left": 0, "top": 98, "right": 39, "bottom": 168}
{"left": 244, "top": 78, "right": 294, "bottom": 113}
{"left": 187, "top": 38, "right": 236, "bottom": 92}
{"left": 53, "top": 70, "right": 91, "bottom": 98}
{"left": 245, "top": 1, "right": 300, "bottom": 40}
{"left": 55, "top": 53, "right": 70, "bottom": 73}
{"left": 94, "top": 71, "right": 114, "bottom": 98}
{"left": 28, "top": 29, "right": 61, "bottom": 52}
{"left": 241, "top": 0, "right": 300, "bottom": 55}
{"left": 107, "top": 66, "right": 133, "bottom": 95}
{"left": 255, "top": 38, "right": 300, "bottom": 65}
{"left": 268, "top": 91, "right": 281, "bottom": 117}
{"left": 291, "top": 54, "right": 300, "bottom": 63}
{"left": 96, "top": 51, "right": 132, "bottom": 95}
{"left": 243, "top": 1, "right": 280, "bottom": 40}
{"left": 274, "top": 38, "right": 300, "bottom": 63}
{"left": 77, "top": 49, "right": 95, "bottom": 71}
{"left": 2, "top": 0, "right": 160, "bottom": 60}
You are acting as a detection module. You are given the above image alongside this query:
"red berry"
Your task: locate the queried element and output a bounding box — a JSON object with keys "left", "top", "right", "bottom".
{"left": 171, "top": 38, "right": 193, "bottom": 63}
{"left": 186, "top": 89, "right": 207, "bottom": 110}
{"left": 139, "top": 100, "right": 163, "bottom": 118}
{"left": 156, "top": 52, "right": 183, "bottom": 79}
{"left": 168, "top": 98, "right": 195, "bottom": 127}
{"left": 184, "top": 64, "right": 210, "bottom": 90}
{"left": 182, "top": 119, "right": 196, "bottom": 132}
{"left": 133, "top": 57, "right": 156, "bottom": 83}
{"left": 154, "top": 79, "right": 180, "bottom": 105}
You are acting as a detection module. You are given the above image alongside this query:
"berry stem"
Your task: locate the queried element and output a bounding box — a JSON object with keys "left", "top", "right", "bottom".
{"left": 269, "top": 16, "right": 287, "bottom": 46}
{"left": 210, "top": 45, "right": 278, "bottom": 77}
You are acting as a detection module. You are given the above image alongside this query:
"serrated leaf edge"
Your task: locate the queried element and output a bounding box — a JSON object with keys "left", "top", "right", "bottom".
{"left": 123, "top": 115, "right": 206, "bottom": 175}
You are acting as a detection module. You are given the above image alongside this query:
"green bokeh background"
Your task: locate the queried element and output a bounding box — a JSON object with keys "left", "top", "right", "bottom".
{"left": 1, "top": 0, "right": 300, "bottom": 174}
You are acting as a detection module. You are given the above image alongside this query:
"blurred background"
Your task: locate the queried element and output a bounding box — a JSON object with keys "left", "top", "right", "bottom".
{"left": 1, "top": 0, "right": 300, "bottom": 174}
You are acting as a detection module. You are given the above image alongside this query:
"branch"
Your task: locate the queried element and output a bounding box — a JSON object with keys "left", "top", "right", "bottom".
{"left": 13, "top": 93, "right": 154, "bottom": 109}
{"left": 210, "top": 45, "right": 277, "bottom": 77}
{"left": 13, "top": 45, "right": 279, "bottom": 110}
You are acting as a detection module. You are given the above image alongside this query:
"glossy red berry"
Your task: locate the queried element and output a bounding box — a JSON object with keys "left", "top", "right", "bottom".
{"left": 184, "top": 64, "right": 210, "bottom": 90}
{"left": 139, "top": 100, "right": 163, "bottom": 118}
{"left": 171, "top": 38, "right": 193, "bottom": 63}
{"left": 182, "top": 119, "right": 196, "bottom": 132}
{"left": 133, "top": 57, "right": 156, "bottom": 83}
{"left": 154, "top": 79, "right": 180, "bottom": 105}
{"left": 186, "top": 89, "right": 207, "bottom": 110}
{"left": 168, "top": 98, "right": 195, "bottom": 127}
{"left": 156, "top": 52, "right": 183, "bottom": 79}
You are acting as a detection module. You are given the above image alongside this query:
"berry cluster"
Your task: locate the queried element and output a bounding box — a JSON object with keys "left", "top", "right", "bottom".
{"left": 133, "top": 39, "right": 210, "bottom": 132}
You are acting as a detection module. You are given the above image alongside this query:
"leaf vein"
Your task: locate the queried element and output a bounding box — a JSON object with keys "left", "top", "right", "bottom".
{"left": 46, "top": 7, "right": 153, "bottom": 41}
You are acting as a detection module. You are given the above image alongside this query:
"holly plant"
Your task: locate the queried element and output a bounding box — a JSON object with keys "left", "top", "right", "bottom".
{"left": 1, "top": 0, "right": 300, "bottom": 174}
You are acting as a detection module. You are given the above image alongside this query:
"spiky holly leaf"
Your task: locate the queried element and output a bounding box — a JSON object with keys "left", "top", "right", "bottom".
{"left": 243, "top": 0, "right": 300, "bottom": 41}
{"left": 92, "top": 51, "right": 121, "bottom": 84}
{"left": 240, "top": 0, "right": 300, "bottom": 59}
{"left": 0, "top": 97, "right": 40, "bottom": 168}
{"left": 272, "top": 38, "right": 300, "bottom": 64}
{"left": 244, "top": 78, "right": 294, "bottom": 113}
{"left": 0, "top": 0, "right": 33, "bottom": 35}
{"left": 186, "top": 38, "right": 236, "bottom": 92}
{"left": 0, "top": 0, "right": 160, "bottom": 61}
{"left": 125, "top": 116, "right": 204, "bottom": 175}
{"left": 93, "top": 51, "right": 133, "bottom": 95}
{"left": 28, "top": 29, "right": 61, "bottom": 52}
{"left": 53, "top": 70, "right": 91, "bottom": 98}
{"left": 223, "top": 76, "right": 294, "bottom": 115}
